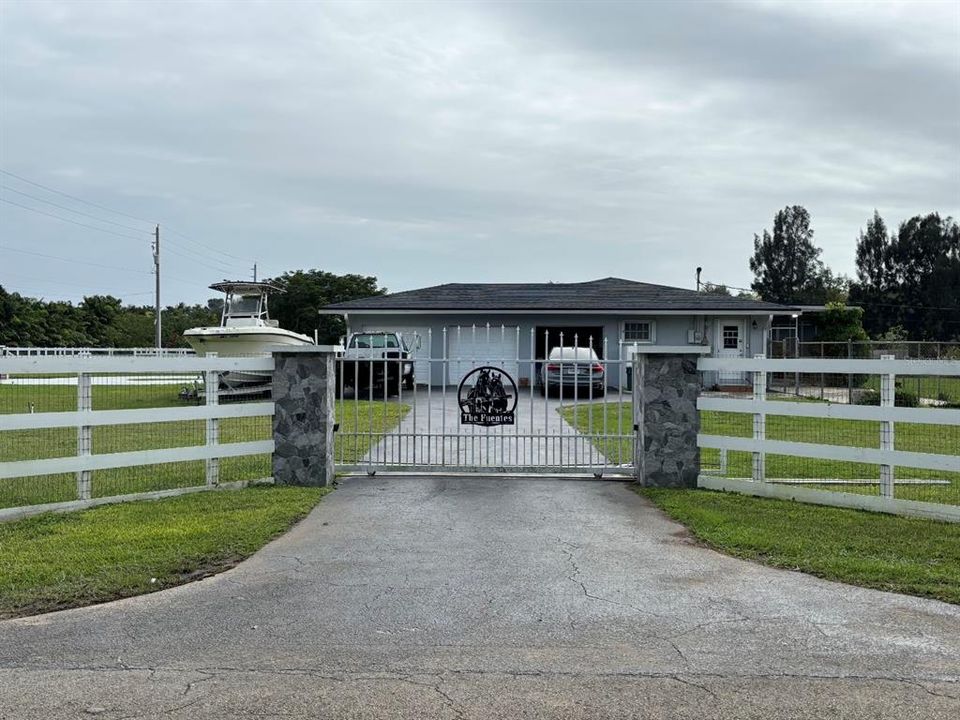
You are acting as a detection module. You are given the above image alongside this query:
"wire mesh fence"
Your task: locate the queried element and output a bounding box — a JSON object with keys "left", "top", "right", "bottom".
{"left": 699, "top": 360, "right": 960, "bottom": 511}
{"left": 767, "top": 340, "right": 960, "bottom": 405}
{"left": 0, "top": 359, "right": 274, "bottom": 513}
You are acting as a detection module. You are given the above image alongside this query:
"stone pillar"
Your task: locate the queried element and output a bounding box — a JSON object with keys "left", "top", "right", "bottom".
{"left": 635, "top": 353, "right": 701, "bottom": 488}
{"left": 272, "top": 346, "right": 338, "bottom": 487}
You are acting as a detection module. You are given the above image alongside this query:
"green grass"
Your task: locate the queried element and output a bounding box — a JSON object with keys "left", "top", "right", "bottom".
{"left": 861, "top": 375, "right": 960, "bottom": 404}
{"left": 561, "top": 401, "right": 960, "bottom": 505}
{"left": 641, "top": 487, "right": 960, "bottom": 604}
{"left": 0, "top": 384, "right": 408, "bottom": 509}
{"left": 0, "top": 484, "right": 327, "bottom": 618}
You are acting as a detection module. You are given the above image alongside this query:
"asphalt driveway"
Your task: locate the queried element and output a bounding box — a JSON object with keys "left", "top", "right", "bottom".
{"left": 1, "top": 477, "right": 958, "bottom": 718}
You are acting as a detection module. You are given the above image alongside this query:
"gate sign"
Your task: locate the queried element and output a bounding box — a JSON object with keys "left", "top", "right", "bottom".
{"left": 458, "top": 366, "right": 517, "bottom": 426}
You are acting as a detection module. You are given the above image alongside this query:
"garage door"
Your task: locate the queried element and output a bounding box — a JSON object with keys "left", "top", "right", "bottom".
{"left": 358, "top": 325, "right": 431, "bottom": 386}
{"left": 446, "top": 326, "right": 519, "bottom": 385}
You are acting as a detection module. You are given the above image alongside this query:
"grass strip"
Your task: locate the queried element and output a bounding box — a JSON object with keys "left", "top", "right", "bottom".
{"left": 641, "top": 487, "right": 960, "bottom": 604}
{"left": 0, "top": 484, "right": 327, "bottom": 619}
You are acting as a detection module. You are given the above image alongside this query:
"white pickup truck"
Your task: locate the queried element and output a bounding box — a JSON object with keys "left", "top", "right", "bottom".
{"left": 337, "top": 331, "right": 416, "bottom": 395}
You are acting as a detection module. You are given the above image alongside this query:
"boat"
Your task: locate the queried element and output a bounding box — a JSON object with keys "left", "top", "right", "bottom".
{"left": 184, "top": 281, "right": 314, "bottom": 387}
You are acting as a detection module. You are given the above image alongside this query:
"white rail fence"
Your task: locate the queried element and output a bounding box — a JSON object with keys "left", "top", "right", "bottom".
{"left": 0, "top": 354, "right": 275, "bottom": 520}
{"left": 697, "top": 355, "right": 960, "bottom": 522}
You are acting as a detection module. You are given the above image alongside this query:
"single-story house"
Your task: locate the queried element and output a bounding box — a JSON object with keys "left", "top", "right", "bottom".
{"left": 320, "top": 277, "right": 801, "bottom": 388}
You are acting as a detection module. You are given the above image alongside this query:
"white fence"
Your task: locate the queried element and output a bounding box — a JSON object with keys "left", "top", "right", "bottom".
{"left": 0, "top": 346, "right": 196, "bottom": 357}
{"left": 697, "top": 355, "right": 960, "bottom": 522}
{"left": 0, "top": 354, "right": 275, "bottom": 520}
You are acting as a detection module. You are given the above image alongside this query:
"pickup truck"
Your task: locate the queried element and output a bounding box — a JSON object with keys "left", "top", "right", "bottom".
{"left": 337, "top": 331, "right": 416, "bottom": 396}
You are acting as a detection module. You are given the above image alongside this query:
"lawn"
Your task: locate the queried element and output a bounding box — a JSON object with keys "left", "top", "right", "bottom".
{"left": 862, "top": 375, "right": 960, "bottom": 404}
{"left": 0, "top": 484, "right": 327, "bottom": 618}
{"left": 0, "top": 383, "right": 408, "bottom": 509}
{"left": 641, "top": 488, "right": 960, "bottom": 604}
{"left": 561, "top": 401, "right": 960, "bottom": 505}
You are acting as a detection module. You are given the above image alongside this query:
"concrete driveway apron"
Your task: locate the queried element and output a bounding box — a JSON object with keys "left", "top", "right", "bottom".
{"left": 1, "top": 477, "right": 958, "bottom": 719}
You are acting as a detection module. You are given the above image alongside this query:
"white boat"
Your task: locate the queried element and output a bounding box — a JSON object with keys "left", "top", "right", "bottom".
{"left": 184, "top": 281, "right": 314, "bottom": 386}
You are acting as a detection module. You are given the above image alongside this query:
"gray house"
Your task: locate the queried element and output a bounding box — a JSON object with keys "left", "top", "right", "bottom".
{"left": 320, "top": 277, "right": 800, "bottom": 389}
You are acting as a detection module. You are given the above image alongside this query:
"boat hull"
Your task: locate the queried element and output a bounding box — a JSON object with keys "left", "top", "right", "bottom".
{"left": 184, "top": 327, "right": 314, "bottom": 385}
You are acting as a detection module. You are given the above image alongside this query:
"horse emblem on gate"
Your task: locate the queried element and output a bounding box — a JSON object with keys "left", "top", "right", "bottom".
{"left": 458, "top": 366, "right": 517, "bottom": 426}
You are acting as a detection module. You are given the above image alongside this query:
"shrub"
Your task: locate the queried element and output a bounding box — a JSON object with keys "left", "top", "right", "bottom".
{"left": 855, "top": 388, "right": 919, "bottom": 407}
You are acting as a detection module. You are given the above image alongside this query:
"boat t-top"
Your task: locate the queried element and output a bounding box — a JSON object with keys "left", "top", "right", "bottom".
{"left": 184, "top": 281, "right": 314, "bottom": 384}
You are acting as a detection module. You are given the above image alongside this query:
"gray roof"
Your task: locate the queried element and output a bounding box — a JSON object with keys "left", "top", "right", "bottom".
{"left": 321, "top": 277, "right": 798, "bottom": 313}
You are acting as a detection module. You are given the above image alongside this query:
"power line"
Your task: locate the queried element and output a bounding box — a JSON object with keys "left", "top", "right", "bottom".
{"left": 0, "top": 185, "right": 154, "bottom": 235}
{"left": 1, "top": 197, "right": 148, "bottom": 241}
{"left": 0, "top": 168, "right": 157, "bottom": 224}
{"left": 0, "top": 244, "right": 153, "bottom": 274}
{"left": 164, "top": 225, "right": 254, "bottom": 264}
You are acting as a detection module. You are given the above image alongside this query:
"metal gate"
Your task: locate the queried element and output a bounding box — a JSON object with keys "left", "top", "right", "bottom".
{"left": 334, "top": 326, "right": 638, "bottom": 476}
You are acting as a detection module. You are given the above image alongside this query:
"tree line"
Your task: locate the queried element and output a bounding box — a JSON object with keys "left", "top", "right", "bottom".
{"left": 0, "top": 270, "right": 383, "bottom": 348}
{"left": 748, "top": 206, "right": 959, "bottom": 341}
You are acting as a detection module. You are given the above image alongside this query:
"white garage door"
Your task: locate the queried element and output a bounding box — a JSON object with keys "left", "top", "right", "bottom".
{"left": 358, "top": 325, "right": 431, "bottom": 386}
{"left": 446, "top": 326, "right": 520, "bottom": 385}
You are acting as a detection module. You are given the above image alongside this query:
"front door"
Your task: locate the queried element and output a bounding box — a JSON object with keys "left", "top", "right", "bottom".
{"left": 717, "top": 319, "right": 745, "bottom": 384}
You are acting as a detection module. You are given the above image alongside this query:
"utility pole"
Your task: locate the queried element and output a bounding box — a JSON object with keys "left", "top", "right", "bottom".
{"left": 252, "top": 262, "right": 257, "bottom": 282}
{"left": 153, "top": 224, "right": 161, "bottom": 348}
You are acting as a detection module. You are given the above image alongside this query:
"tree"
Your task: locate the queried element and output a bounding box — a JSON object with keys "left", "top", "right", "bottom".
{"left": 266, "top": 270, "right": 385, "bottom": 343}
{"left": 750, "top": 205, "right": 826, "bottom": 304}
{"left": 701, "top": 282, "right": 731, "bottom": 296}
{"left": 854, "top": 210, "right": 891, "bottom": 293}
{"left": 813, "top": 302, "right": 869, "bottom": 343}
{"left": 851, "top": 212, "right": 960, "bottom": 339}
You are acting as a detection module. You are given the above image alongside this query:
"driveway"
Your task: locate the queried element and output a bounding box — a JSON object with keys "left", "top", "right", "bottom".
{"left": 356, "top": 388, "right": 628, "bottom": 469}
{"left": 1, "top": 477, "right": 958, "bottom": 719}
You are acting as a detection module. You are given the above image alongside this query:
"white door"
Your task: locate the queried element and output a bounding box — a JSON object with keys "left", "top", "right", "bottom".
{"left": 447, "top": 326, "right": 520, "bottom": 385}
{"left": 359, "top": 325, "right": 431, "bottom": 385}
{"left": 717, "top": 319, "right": 746, "bottom": 384}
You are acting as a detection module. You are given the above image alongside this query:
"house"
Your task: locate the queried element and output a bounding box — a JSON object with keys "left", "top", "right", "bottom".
{"left": 320, "top": 277, "right": 801, "bottom": 388}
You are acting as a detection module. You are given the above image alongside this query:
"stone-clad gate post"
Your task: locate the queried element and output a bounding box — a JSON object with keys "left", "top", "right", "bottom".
{"left": 633, "top": 348, "right": 706, "bottom": 488}
{"left": 272, "top": 346, "right": 338, "bottom": 487}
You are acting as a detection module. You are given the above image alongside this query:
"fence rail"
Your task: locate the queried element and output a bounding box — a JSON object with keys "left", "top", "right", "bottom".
{"left": 697, "top": 354, "right": 960, "bottom": 522}
{"left": 0, "top": 354, "right": 275, "bottom": 520}
{"left": 1, "top": 346, "right": 196, "bottom": 357}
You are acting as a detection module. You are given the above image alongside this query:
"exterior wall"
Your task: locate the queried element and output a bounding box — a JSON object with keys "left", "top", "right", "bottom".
{"left": 347, "top": 312, "right": 771, "bottom": 388}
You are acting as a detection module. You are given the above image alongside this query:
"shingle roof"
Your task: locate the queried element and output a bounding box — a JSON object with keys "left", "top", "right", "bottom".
{"left": 321, "top": 277, "right": 798, "bottom": 313}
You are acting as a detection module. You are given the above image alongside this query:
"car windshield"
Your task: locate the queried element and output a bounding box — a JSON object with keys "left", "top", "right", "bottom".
{"left": 548, "top": 347, "right": 599, "bottom": 362}
{"left": 351, "top": 334, "right": 400, "bottom": 349}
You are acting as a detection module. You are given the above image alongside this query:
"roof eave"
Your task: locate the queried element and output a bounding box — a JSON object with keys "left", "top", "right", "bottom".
{"left": 319, "top": 307, "right": 799, "bottom": 316}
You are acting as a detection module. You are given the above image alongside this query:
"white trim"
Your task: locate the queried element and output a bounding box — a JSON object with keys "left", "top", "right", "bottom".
{"left": 0, "top": 479, "right": 271, "bottom": 523}
{"left": 0, "top": 355, "right": 275, "bottom": 374}
{"left": 0, "top": 440, "right": 274, "bottom": 480}
{"left": 698, "top": 434, "right": 960, "bottom": 473}
{"left": 697, "top": 397, "right": 960, "bottom": 426}
{"left": 0, "top": 402, "right": 275, "bottom": 432}
{"left": 698, "top": 475, "right": 960, "bottom": 523}
{"left": 699, "top": 356, "right": 960, "bottom": 376}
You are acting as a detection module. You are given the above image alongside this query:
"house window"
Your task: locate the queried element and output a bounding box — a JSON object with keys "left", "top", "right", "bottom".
{"left": 624, "top": 321, "right": 653, "bottom": 342}
{"left": 722, "top": 325, "right": 740, "bottom": 349}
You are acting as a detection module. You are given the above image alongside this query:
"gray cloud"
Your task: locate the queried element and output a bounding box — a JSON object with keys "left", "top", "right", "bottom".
{"left": 1, "top": 0, "right": 957, "bottom": 304}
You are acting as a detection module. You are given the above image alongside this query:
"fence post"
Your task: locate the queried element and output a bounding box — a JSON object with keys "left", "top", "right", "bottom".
{"left": 752, "top": 354, "right": 766, "bottom": 482}
{"left": 879, "top": 354, "right": 895, "bottom": 498}
{"left": 272, "top": 347, "right": 338, "bottom": 487}
{"left": 205, "top": 354, "right": 220, "bottom": 487}
{"left": 847, "top": 339, "right": 853, "bottom": 403}
{"left": 76, "top": 372, "right": 92, "bottom": 501}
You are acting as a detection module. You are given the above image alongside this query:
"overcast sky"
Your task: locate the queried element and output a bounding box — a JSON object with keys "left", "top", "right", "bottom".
{"left": 1, "top": 0, "right": 958, "bottom": 305}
